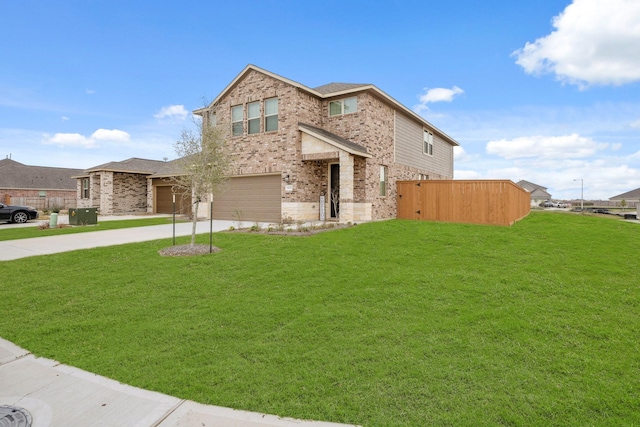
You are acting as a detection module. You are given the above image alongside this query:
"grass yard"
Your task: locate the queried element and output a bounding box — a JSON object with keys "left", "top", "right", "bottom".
{"left": 0, "top": 216, "right": 180, "bottom": 241}
{"left": 1, "top": 211, "right": 638, "bottom": 426}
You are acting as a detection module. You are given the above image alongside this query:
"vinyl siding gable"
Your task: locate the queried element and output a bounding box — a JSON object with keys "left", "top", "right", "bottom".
{"left": 394, "top": 111, "right": 453, "bottom": 178}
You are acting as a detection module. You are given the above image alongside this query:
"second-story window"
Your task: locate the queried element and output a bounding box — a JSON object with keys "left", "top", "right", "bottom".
{"left": 329, "top": 96, "right": 357, "bottom": 116}
{"left": 232, "top": 105, "right": 243, "bottom": 136}
{"left": 424, "top": 130, "right": 434, "bottom": 156}
{"left": 208, "top": 110, "right": 217, "bottom": 127}
{"left": 248, "top": 101, "right": 260, "bottom": 134}
{"left": 265, "top": 97, "right": 278, "bottom": 132}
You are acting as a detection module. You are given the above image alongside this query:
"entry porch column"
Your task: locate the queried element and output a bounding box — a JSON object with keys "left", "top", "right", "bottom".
{"left": 339, "top": 150, "right": 355, "bottom": 223}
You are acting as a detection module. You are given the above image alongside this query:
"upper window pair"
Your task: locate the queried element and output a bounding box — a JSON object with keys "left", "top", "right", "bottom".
{"left": 232, "top": 98, "right": 278, "bottom": 136}
{"left": 329, "top": 96, "right": 357, "bottom": 117}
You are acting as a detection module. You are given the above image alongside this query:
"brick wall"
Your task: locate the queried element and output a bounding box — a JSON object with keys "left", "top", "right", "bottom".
{"left": 206, "top": 68, "right": 453, "bottom": 222}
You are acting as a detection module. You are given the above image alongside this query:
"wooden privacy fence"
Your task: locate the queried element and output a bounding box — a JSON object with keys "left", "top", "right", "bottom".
{"left": 397, "top": 180, "right": 531, "bottom": 226}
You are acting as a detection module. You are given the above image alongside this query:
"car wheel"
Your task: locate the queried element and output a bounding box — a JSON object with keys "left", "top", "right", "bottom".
{"left": 12, "top": 211, "right": 29, "bottom": 223}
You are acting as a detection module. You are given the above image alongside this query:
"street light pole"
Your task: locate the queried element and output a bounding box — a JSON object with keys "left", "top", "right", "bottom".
{"left": 573, "top": 179, "right": 583, "bottom": 211}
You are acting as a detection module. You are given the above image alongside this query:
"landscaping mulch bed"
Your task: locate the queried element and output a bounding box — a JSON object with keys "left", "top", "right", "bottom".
{"left": 158, "top": 244, "right": 221, "bottom": 257}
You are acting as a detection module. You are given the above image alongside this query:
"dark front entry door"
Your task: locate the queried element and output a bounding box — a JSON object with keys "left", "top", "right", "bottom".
{"left": 330, "top": 163, "right": 340, "bottom": 218}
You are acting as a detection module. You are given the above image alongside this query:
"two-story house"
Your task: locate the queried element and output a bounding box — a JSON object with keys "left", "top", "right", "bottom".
{"left": 193, "top": 64, "right": 459, "bottom": 223}
{"left": 76, "top": 65, "right": 459, "bottom": 222}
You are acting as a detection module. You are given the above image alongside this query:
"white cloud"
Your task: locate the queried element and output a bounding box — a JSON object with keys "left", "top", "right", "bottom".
{"left": 453, "top": 146, "right": 472, "bottom": 162}
{"left": 513, "top": 0, "right": 640, "bottom": 87}
{"left": 43, "top": 133, "right": 96, "bottom": 148}
{"left": 414, "top": 86, "right": 464, "bottom": 113}
{"left": 42, "top": 128, "right": 130, "bottom": 148}
{"left": 154, "top": 104, "right": 189, "bottom": 121}
{"left": 486, "top": 134, "right": 608, "bottom": 160}
{"left": 90, "top": 128, "right": 130, "bottom": 142}
{"left": 454, "top": 170, "right": 481, "bottom": 180}
{"left": 631, "top": 119, "right": 640, "bottom": 128}
{"left": 86, "top": 89, "right": 95, "bottom": 95}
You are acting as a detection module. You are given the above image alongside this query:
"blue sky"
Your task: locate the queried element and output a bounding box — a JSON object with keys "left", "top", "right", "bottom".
{"left": 2, "top": 0, "right": 639, "bottom": 200}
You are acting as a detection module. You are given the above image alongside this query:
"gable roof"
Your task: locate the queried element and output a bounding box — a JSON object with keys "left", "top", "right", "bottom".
{"left": 610, "top": 187, "right": 640, "bottom": 200}
{"left": 84, "top": 158, "right": 174, "bottom": 175}
{"left": 313, "top": 82, "right": 372, "bottom": 95}
{"left": 516, "top": 180, "right": 551, "bottom": 199}
{"left": 195, "top": 64, "right": 459, "bottom": 147}
{"left": 299, "top": 123, "right": 371, "bottom": 158}
{"left": 516, "top": 180, "right": 548, "bottom": 192}
{"left": 0, "top": 158, "right": 83, "bottom": 190}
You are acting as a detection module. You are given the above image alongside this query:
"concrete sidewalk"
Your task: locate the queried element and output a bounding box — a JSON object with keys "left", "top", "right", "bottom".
{"left": 0, "top": 338, "right": 359, "bottom": 427}
{"left": 0, "top": 218, "right": 240, "bottom": 261}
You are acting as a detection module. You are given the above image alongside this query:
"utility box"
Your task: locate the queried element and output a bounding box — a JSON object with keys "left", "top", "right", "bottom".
{"left": 69, "top": 208, "right": 98, "bottom": 225}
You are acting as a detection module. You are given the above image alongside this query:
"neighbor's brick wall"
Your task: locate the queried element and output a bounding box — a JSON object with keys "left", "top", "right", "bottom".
{"left": 2, "top": 188, "right": 76, "bottom": 198}
{"left": 112, "top": 172, "right": 148, "bottom": 213}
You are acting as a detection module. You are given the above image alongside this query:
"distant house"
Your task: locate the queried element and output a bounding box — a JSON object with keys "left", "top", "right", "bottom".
{"left": 0, "top": 158, "right": 82, "bottom": 209}
{"left": 609, "top": 188, "right": 640, "bottom": 206}
{"left": 75, "top": 157, "right": 191, "bottom": 216}
{"left": 516, "top": 180, "right": 551, "bottom": 207}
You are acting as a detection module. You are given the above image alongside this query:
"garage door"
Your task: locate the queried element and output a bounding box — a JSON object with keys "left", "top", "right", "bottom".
{"left": 212, "top": 174, "right": 281, "bottom": 222}
{"left": 155, "top": 186, "right": 192, "bottom": 216}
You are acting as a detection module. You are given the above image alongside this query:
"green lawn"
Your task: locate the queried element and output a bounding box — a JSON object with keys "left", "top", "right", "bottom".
{"left": 1, "top": 211, "right": 638, "bottom": 426}
{"left": 0, "top": 217, "right": 181, "bottom": 241}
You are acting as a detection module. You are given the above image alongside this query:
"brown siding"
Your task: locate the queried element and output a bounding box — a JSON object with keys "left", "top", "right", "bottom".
{"left": 397, "top": 180, "right": 531, "bottom": 226}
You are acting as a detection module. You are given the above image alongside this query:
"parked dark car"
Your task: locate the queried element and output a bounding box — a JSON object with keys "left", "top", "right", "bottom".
{"left": 0, "top": 203, "right": 39, "bottom": 223}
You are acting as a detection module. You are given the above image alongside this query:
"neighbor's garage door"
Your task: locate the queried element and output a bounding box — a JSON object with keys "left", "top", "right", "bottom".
{"left": 213, "top": 174, "right": 281, "bottom": 222}
{"left": 155, "top": 185, "right": 192, "bottom": 216}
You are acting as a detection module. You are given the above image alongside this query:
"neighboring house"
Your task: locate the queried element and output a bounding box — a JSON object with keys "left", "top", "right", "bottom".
{"left": 193, "top": 64, "right": 459, "bottom": 223}
{"left": 75, "top": 158, "right": 192, "bottom": 216}
{"left": 0, "top": 158, "right": 82, "bottom": 209}
{"left": 516, "top": 180, "right": 551, "bottom": 207}
{"left": 609, "top": 188, "right": 640, "bottom": 206}
{"left": 77, "top": 65, "right": 460, "bottom": 222}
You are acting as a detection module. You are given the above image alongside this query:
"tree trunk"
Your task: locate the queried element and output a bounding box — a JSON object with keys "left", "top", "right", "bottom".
{"left": 191, "top": 200, "right": 199, "bottom": 245}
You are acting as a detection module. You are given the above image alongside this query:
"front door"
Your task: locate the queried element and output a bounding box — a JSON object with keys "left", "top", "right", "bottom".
{"left": 330, "top": 163, "right": 340, "bottom": 218}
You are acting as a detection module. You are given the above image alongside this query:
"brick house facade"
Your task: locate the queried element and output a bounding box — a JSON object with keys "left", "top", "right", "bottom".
{"left": 193, "top": 65, "right": 459, "bottom": 223}
{"left": 75, "top": 65, "right": 459, "bottom": 222}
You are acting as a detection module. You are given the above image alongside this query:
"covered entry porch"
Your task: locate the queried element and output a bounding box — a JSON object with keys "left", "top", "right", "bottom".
{"left": 298, "top": 123, "right": 372, "bottom": 223}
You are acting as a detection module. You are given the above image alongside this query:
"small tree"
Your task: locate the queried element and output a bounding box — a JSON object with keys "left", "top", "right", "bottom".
{"left": 171, "top": 120, "right": 230, "bottom": 245}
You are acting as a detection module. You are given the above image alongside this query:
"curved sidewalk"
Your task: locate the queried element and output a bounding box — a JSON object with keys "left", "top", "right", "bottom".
{"left": 0, "top": 338, "right": 358, "bottom": 427}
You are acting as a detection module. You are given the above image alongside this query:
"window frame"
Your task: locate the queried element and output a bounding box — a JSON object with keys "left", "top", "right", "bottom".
{"left": 423, "top": 130, "right": 434, "bottom": 156}
{"left": 379, "top": 165, "right": 388, "bottom": 197}
{"left": 264, "top": 97, "right": 278, "bottom": 132}
{"left": 231, "top": 105, "right": 243, "bottom": 136}
{"left": 82, "top": 178, "right": 90, "bottom": 199}
{"left": 329, "top": 96, "right": 358, "bottom": 117}
{"left": 247, "top": 101, "right": 261, "bottom": 135}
